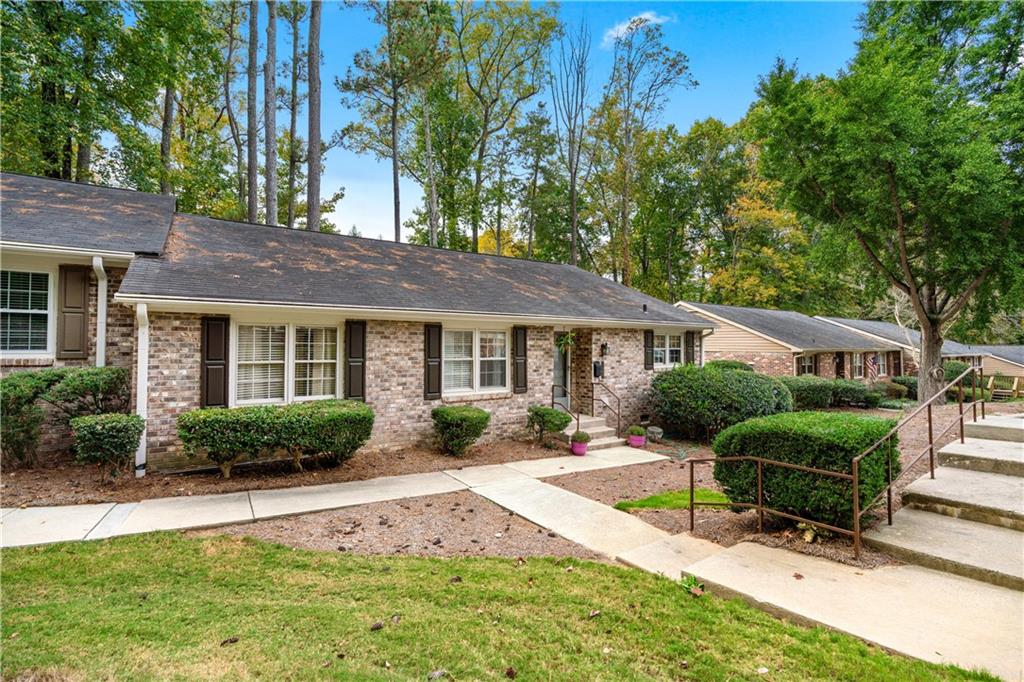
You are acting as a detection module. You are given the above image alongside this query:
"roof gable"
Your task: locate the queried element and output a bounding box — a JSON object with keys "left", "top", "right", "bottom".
{"left": 819, "top": 317, "right": 980, "bottom": 357}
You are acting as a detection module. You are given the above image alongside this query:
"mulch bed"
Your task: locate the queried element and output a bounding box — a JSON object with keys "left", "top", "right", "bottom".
{"left": 1, "top": 438, "right": 564, "bottom": 508}
{"left": 190, "top": 490, "right": 604, "bottom": 561}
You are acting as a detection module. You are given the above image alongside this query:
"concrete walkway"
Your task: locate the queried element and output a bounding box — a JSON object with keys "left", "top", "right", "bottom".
{"left": 0, "top": 446, "right": 665, "bottom": 548}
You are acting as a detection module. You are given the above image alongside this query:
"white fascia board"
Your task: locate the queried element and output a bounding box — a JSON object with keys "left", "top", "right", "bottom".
{"left": 815, "top": 316, "right": 915, "bottom": 351}
{"left": 114, "top": 293, "right": 715, "bottom": 331}
{"left": 675, "top": 301, "right": 803, "bottom": 352}
{"left": 0, "top": 240, "right": 135, "bottom": 264}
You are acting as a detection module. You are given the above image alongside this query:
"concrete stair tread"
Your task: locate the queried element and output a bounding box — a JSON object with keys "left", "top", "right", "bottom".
{"left": 939, "top": 437, "right": 1024, "bottom": 476}
{"left": 903, "top": 467, "right": 1024, "bottom": 528}
{"left": 585, "top": 437, "right": 628, "bottom": 450}
{"left": 964, "top": 414, "right": 1024, "bottom": 443}
{"left": 864, "top": 508, "right": 1023, "bottom": 590}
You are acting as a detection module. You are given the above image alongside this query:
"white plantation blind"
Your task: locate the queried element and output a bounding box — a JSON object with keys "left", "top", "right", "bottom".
{"left": 0, "top": 270, "right": 49, "bottom": 351}
{"left": 236, "top": 324, "right": 286, "bottom": 401}
{"left": 479, "top": 331, "right": 507, "bottom": 389}
{"left": 443, "top": 330, "right": 473, "bottom": 391}
{"left": 295, "top": 326, "right": 337, "bottom": 398}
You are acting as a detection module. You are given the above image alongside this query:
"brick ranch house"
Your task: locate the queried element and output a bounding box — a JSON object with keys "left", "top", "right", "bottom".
{"left": 0, "top": 172, "right": 713, "bottom": 474}
{"left": 676, "top": 301, "right": 901, "bottom": 380}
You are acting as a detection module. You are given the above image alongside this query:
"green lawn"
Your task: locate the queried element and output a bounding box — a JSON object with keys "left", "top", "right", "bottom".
{"left": 614, "top": 488, "right": 731, "bottom": 511}
{"left": 1, "top": 534, "right": 993, "bottom": 681}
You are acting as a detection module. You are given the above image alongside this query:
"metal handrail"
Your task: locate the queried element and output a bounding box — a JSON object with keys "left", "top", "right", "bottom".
{"left": 592, "top": 382, "right": 622, "bottom": 436}
{"left": 550, "top": 383, "right": 581, "bottom": 434}
{"left": 684, "top": 366, "right": 985, "bottom": 559}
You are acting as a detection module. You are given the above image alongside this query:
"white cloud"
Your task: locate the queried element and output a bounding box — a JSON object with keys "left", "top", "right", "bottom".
{"left": 601, "top": 11, "right": 671, "bottom": 49}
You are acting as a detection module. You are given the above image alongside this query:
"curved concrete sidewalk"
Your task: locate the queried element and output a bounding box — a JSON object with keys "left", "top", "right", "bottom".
{"left": 0, "top": 446, "right": 665, "bottom": 548}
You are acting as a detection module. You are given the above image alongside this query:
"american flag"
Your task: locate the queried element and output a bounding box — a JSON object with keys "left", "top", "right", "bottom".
{"left": 867, "top": 353, "right": 879, "bottom": 382}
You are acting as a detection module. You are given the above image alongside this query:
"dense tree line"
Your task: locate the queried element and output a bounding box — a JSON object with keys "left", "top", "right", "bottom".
{"left": 2, "top": 2, "right": 1021, "bottom": 376}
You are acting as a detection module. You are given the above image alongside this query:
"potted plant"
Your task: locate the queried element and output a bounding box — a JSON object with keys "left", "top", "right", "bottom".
{"left": 626, "top": 425, "right": 647, "bottom": 448}
{"left": 569, "top": 430, "right": 590, "bottom": 456}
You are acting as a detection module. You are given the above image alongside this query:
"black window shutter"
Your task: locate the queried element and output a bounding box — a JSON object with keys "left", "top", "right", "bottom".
{"left": 643, "top": 330, "right": 654, "bottom": 370}
{"left": 344, "top": 320, "right": 366, "bottom": 401}
{"left": 684, "top": 332, "right": 696, "bottom": 365}
{"left": 512, "top": 326, "right": 528, "bottom": 394}
{"left": 813, "top": 354, "right": 820, "bottom": 376}
{"left": 56, "top": 265, "right": 89, "bottom": 359}
{"left": 201, "top": 317, "right": 230, "bottom": 407}
{"left": 424, "top": 323, "right": 442, "bottom": 400}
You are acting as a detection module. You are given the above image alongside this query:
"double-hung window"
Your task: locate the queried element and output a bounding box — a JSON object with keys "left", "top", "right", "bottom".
{"left": 294, "top": 326, "right": 337, "bottom": 398}
{"left": 0, "top": 270, "right": 49, "bottom": 352}
{"left": 853, "top": 353, "right": 865, "bottom": 379}
{"left": 236, "top": 324, "right": 286, "bottom": 402}
{"left": 652, "top": 334, "right": 682, "bottom": 367}
{"left": 877, "top": 352, "right": 887, "bottom": 376}
{"left": 443, "top": 329, "right": 508, "bottom": 393}
{"left": 797, "top": 355, "right": 816, "bottom": 376}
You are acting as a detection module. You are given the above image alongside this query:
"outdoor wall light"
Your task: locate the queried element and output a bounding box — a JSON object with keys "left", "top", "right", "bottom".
{"left": 600, "top": 342, "right": 609, "bottom": 357}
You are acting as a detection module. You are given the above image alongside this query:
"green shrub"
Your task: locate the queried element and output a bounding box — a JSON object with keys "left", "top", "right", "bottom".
{"left": 431, "top": 405, "right": 490, "bottom": 456}
{"left": 947, "top": 387, "right": 992, "bottom": 403}
{"left": 177, "top": 400, "right": 374, "bottom": 478}
{"left": 526, "top": 405, "right": 572, "bottom": 444}
{"left": 0, "top": 368, "right": 69, "bottom": 466}
{"left": 626, "top": 425, "right": 646, "bottom": 436}
{"left": 830, "top": 379, "right": 868, "bottom": 407}
{"left": 705, "top": 359, "right": 753, "bottom": 371}
{"left": 71, "top": 413, "right": 145, "bottom": 480}
{"left": 892, "top": 376, "right": 918, "bottom": 400}
{"left": 778, "top": 375, "right": 834, "bottom": 410}
{"left": 651, "top": 365, "right": 793, "bottom": 441}
{"left": 877, "top": 399, "right": 908, "bottom": 409}
{"left": 870, "top": 380, "right": 908, "bottom": 400}
{"left": 41, "top": 366, "right": 131, "bottom": 419}
{"left": 942, "top": 360, "right": 977, "bottom": 388}
{"left": 570, "top": 430, "right": 591, "bottom": 443}
{"left": 712, "top": 411, "right": 900, "bottom": 529}
{"left": 863, "top": 392, "right": 882, "bottom": 408}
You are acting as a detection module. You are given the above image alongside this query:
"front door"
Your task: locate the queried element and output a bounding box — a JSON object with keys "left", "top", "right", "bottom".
{"left": 553, "top": 337, "right": 570, "bottom": 410}
{"left": 835, "top": 352, "right": 845, "bottom": 379}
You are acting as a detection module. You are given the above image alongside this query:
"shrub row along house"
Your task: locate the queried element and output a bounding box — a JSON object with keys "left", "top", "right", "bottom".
{"left": 676, "top": 302, "right": 903, "bottom": 380}
{"left": 0, "top": 173, "right": 712, "bottom": 474}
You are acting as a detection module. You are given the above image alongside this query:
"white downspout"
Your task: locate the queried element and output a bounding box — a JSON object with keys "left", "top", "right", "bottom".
{"left": 134, "top": 303, "right": 149, "bottom": 478}
{"left": 92, "top": 256, "right": 107, "bottom": 367}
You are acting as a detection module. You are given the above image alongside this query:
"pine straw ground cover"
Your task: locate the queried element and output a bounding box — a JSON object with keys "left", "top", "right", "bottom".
{"left": 1, "top": 533, "right": 994, "bottom": 681}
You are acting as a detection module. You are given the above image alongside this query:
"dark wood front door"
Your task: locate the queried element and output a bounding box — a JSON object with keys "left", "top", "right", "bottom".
{"left": 835, "top": 352, "right": 845, "bottom": 378}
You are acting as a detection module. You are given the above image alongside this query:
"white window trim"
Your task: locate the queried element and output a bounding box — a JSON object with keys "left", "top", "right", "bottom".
{"left": 0, "top": 264, "right": 58, "bottom": 359}
{"left": 877, "top": 352, "right": 888, "bottom": 377}
{"left": 293, "top": 325, "right": 341, "bottom": 402}
{"left": 652, "top": 330, "right": 685, "bottom": 369}
{"left": 229, "top": 320, "right": 343, "bottom": 407}
{"left": 796, "top": 355, "right": 815, "bottom": 376}
{"left": 442, "top": 327, "right": 511, "bottom": 397}
{"left": 853, "top": 353, "right": 865, "bottom": 379}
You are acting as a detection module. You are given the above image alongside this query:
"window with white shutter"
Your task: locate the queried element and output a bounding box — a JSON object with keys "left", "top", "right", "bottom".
{"left": 236, "top": 324, "right": 286, "bottom": 402}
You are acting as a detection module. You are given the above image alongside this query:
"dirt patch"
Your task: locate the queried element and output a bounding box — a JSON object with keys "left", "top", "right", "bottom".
{"left": 0, "top": 439, "right": 564, "bottom": 508}
{"left": 190, "top": 490, "right": 604, "bottom": 561}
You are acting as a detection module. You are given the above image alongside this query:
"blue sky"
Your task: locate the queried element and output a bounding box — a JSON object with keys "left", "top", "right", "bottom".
{"left": 306, "top": 1, "right": 864, "bottom": 239}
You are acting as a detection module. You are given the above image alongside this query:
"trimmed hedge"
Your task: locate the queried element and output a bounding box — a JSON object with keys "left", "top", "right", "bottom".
{"left": 830, "top": 379, "right": 868, "bottom": 407}
{"left": 651, "top": 365, "right": 793, "bottom": 441}
{"left": 870, "top": 380, "right": 908, "bottom": 399}
{"left": 892, "top": 376, "right": 918, "bottom": 400}
{"left": 42, "top": 366, "right": 131, "bottom": 419}
{"left": 431, "top": 405, "right": 490, "bottom": 456}
{"left": 177, "top": 400, "right": 374, "bottom": 478}
{"left": 0, "top": 368, "right": 69, "bottom": 466}
{"left": 778, "top": 375, "right": 834, "bottom": 409}
{"left": 526, "top": 405, "right": 573, "bottom": 444}
{"left": 705, "top": 359, "right": 753, "bottom": 371}
{"left": 71, "top": 413, "right": 145, "bottom": 480}
{"left": 712, "top": 411, "right": 900, "bottom": 529}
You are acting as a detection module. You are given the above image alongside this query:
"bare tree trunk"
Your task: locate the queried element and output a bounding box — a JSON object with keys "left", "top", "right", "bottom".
{"left": 286, "top": 2, "right": 301, "bottom": 229}
{"left": 224, "top": 2, "right": 245, "bottom": 211}
{"left": 75, "top": 141, "right": 91, "bottom": 182}
{"left": 390, "top": 87, "right": 401, "bottom": 242}
{"left": 525, "top": 147, "right": 540, "bottom": 259}
{"left": 306, "top": 0, "right": 322, "bottom": 231}
{"left": 160, "top": 82, "right": 175, "bottom": 194}
{"left": 246, "top": 0, "right": 259, "bottom": 223}
{"left": 422, "top": 98, "right": 440, "bottom": 247}
{"left": 470, "top": 134, "right": 486, "bottom": 252}
{"left": 264, "top": 0, "right": 278, "bottom": 224}
{"left": 919, "top": 321, "right": 947, "bottom": 405}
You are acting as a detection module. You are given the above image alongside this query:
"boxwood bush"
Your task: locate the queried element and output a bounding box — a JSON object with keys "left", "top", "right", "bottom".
{"left": 526, "top": 405, "right": 573, "bottom": 444}
{"left": 891, "top": 376, "right": 918, "bottom": 400}
{"left": 830, "top": 379, "right": 868, "bottom": 407}
{"left": 71, "top": 413, "right": 145, "bottom": 480}
{"left": 41, "top": 366, "right": 131, "bottom": 419}
{"left": 651, "top": 365, "right": 793, "bottom": 441}
{"left": 712, "top": 411, "right": 900, "bottom": 529}
{"left": 431, "top": 405, "right": 491, "bottom": 456}
{"left": 177, "top": 400, "right": 374, "bottom": 478}
{"left": 0, "top": 368, "right": 69, "bottom": 466}
{"left": 870, "top": 380, "right": 908, "bottom": 399}
{"left": 705, "top": 359, "right": 753, "bottom": 371}
{"left": 778, "top": 375, "right": 834, "bottom": 410}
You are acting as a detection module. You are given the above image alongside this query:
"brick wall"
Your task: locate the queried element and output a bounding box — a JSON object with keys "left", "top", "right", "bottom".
{"left": 144, "top": 313, "right": 202, "bottom": 471}
{"left": 817, "top": 352, "right": 838, "bottom": 379}
{"left": 703, "top": 350, "right": 795, "bottom": 376}
{"left": 1, "top": 267, "right": 134, "bottom": 459}
{"left": 590, "top": 328, "right": 658, "bottom": 428}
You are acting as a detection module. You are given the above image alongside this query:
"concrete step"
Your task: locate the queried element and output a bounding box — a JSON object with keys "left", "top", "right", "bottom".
{"left": 902, "top": 467, "right": 1024, "bottom": 531}
{"left": 863, "top": 508, "right": 1024, "bottom": 591}
{"left": 939, "top": 438, "right": 1024, "bottom": 477}
{"left": 585, "top": 437, "right": 628, "bottom": 451}
{"left": 964, "top": 414, "right": 1024, "bottom": 443}
{"left": 559, "top": 425, "right": 616, "bottom": 440}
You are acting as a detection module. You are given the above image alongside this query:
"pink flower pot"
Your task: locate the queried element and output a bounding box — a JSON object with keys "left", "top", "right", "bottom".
{"left": 628, "top": 435, "right": 646, "bottom": 448}
{"left": 570, "top": 441, "right": 588, "bottom": 456}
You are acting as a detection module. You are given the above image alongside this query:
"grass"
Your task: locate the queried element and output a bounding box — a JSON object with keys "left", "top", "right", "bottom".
{"left": 0, "top": 533, "right": 995, "bottom": 681}
{"left": 614, "top": 488, "right": 731, "bottom": 511}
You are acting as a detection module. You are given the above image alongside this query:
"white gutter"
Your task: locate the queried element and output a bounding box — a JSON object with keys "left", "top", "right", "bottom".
{"left": 92, "top": 257, "right": 107, "bottom": 367}
{"left": 0, "top": 240, "right": 135, "bottom": 261}
{"left": 134, "top": 303, "right": 149, "bottom": 478}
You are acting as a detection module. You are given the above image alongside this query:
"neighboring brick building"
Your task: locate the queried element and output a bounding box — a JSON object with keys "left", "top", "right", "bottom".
{"left": 1, "top": 172, "right": 713, "bottom": 473}
{"left": 677, "top": 301, "right": 901, "bottom": 380}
